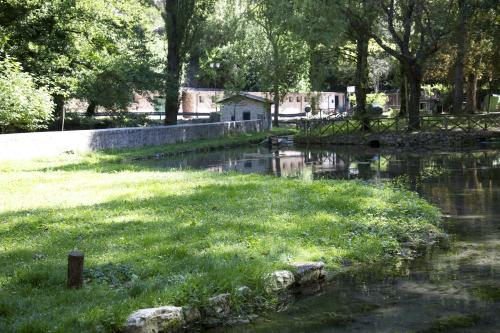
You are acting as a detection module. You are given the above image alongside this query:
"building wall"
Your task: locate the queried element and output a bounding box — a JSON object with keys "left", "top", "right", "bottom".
{"left": 220, "top": 98, "right": 272, "bottom": 129}
{"left": 181, "top": 89, "right": 346, "bottom": 116}
{"left": 278, "top": 92, "right": 346, "bottom": 115}
{"left": 64, "top": 89, "right": 346, "bottom": 118}
{"left": 0, "top": 120, "right": 265, "bottom": 160}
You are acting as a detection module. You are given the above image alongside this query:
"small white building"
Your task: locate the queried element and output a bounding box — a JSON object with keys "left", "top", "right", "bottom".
{"left": 218, "top": 93, "right": 273, "bottom": 129}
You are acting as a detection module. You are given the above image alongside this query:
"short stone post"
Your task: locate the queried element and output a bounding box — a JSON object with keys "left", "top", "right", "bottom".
{"left": 67, "top": 251, "right": 84, "bottom": 289}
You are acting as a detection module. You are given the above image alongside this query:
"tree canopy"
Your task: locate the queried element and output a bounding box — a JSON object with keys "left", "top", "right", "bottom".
{"left": 0, "top": 0, "right": 498, "bottom": 130}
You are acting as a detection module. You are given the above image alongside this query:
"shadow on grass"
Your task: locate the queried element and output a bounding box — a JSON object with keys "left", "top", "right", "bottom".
{"left": 0, "top": 161, "right": 441, "bottom": 332}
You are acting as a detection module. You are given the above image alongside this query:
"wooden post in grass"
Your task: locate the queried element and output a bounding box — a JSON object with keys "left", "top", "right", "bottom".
{"left": 67, "top": 251, "right": 84, "bottom": 289}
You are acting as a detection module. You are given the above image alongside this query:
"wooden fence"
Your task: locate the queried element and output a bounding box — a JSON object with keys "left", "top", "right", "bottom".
{"left": 298, "top": 113, "right": 500, "bottom": 137}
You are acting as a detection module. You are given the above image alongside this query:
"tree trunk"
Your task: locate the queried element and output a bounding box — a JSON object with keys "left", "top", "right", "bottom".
{"left": 452, "top": 0, "right": 467, "bottom": 114}
{"left": 271, "top": 41, "right": 280, "bottom": 127}
{"left": 355, "top": 36, "right": 369, "bottom": 116}
{"left": 399, "top": 62, "right": 408, "bottom": 117}
{"left": 355, "top": 36, "right": 370, "bottom": 130}
{"left": 406, "top": 63, "right": 422, "bottom": 131}
{"left": 273, "top": 85, "right": 280, "bottom": 127}
{"left": 309, "top": 44, "right": 322, "bottom": 92}
{"left": 53, "top": 94, "right": 65, "bottom": 118}
{"left": 86, "top": 101, "right": 97, "bottom": 117}
{"left": 466, "top": 72, "right": 477, "bottom": 114}
{"left": 164, "top": 63, "right": 181, "bottom": 125}
{"left": 164, "top": 0, "right": 182, "bottom": 125}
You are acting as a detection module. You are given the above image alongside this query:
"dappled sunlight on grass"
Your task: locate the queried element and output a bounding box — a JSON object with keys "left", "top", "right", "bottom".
{"left": 0, "top": 151, "right": 440, "bottom": 332}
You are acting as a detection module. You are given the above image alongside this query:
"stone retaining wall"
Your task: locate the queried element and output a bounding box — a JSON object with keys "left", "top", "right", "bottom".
{"left": 299, "top": 130, "right": 500, "bottom": 147}
{"left": 0, "top": 120, "right": 265, "bottom": 160}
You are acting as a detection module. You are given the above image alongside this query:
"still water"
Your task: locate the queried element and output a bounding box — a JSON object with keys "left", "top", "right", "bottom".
{"left": 151, "top": 146, "right": 500, "bottom": 332}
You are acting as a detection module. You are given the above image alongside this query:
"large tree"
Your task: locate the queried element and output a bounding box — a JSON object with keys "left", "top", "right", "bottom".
{"left": 372, "top": 0, "right": 451, "bottom": 130}
{"left": 463, "top": 0, "right": 498, "bottom": 113}
{"left": 451, "top": 0, "right": 470, "bottom": 114}
{"left": 162, "top": 0, "right": 213, "bottom": 125}
{"left": 337, "top": 0, "right": 380, "bottom": 122}
{"left": 247, "top": 0, "right": 308, "bottom": 127}
{"left": 291, "top": 0, "right": 340, "bottom": 92}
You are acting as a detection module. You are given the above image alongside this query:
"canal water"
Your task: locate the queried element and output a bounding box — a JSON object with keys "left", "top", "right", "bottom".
{"left": 150, "top": 146, "right": 500, "bottom": 332}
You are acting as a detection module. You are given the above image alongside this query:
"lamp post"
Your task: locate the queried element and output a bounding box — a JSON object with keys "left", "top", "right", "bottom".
{"left": 210, "top": 62, "right": 221, "bottom": 112}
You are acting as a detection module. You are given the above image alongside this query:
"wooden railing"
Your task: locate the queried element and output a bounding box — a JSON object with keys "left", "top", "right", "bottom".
{"left": 298, "top": 113, "right": 500, "bottom": 137}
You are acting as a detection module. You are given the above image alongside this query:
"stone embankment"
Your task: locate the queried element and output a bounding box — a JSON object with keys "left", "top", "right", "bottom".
{"left": 125, "top": 262, "right": 325, "bottom": 333}
{"left": 298, "top": 130, "right": 500, "bottom": 148}
{"left": 123, "top": 228, "right": 451, "bottom": 332}
{"left": 0, "top": 120, "right": 265, "bottom": 159}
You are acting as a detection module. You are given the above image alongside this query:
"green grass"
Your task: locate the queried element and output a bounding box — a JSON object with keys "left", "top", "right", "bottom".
{"left": 0, "top": 135, "right": 441, "bottom": 332}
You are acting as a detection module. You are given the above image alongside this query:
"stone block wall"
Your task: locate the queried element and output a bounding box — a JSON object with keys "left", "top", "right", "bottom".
{"left": 298, "top": 130, "right": 500, "bottom": 148}
{"left": 0, "top": 120, "right": 264, "bottom": 160}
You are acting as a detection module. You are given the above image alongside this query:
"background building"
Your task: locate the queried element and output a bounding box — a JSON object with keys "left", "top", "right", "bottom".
{"left": 218, "top": 93, "right": 272, "bottom": 129}
{"left": 153, "top": 88, "right": 347, "bottom": 119}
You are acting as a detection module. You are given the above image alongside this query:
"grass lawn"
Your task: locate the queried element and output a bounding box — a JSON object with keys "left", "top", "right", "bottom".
{"left": 0, "top": 133, "right": 441, "bottom": 332}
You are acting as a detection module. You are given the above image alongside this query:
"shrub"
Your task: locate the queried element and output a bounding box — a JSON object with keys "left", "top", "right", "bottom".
{"left": 349, "top": 93, "right": 389, "bottom": 109}
{"left": 0, "top": 57, "right": 54, "bottom": 133}
{"left": 367, "top": 93, "right": 389, "bottom": 108}
{"left": 50, "top": 111, "right": 155, "bottom": 131}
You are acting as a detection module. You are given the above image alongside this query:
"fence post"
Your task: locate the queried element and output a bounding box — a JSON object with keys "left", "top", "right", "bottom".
{"left": 67, "top": 251, "right": 84, "bottom": 289}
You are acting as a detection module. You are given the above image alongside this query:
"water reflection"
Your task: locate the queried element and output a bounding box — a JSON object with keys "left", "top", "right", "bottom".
{"left": 147, "top": 146, "right": 500, "bottom": 332}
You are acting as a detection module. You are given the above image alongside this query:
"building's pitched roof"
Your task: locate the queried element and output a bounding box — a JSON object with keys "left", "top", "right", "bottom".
{"left": 217, "top": 93, "right": 273, "bottom": 104}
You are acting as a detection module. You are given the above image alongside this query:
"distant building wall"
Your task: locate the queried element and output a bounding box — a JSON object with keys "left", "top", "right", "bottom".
{"left": 63, "top": 89, "right": 346, "bottom": 118}
{"left": 0, "top": 120, "right": 265, "bottom": 160}
{"left": 220, "top": 97, "right": 271, "bottom": 130}
{"left": 181, "top": 89, "right": 346, "bottom": 116}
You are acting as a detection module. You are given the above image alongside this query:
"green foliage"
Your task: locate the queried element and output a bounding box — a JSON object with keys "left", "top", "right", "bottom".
{"left": 368, "top": 45, "right": 394, "bottom": 92}
{"left": 0, "top": 57, "right": 53, "bottom": 133}
{"left": 0, "top": 0, "right": 162, "bottom": 114}
{"left": 367, "top": 93, "right": 389, "bottom": 107}
{"left": 49, "top": 112, "right": 156, "bottom": 131}
{"left": 197, "top": 1, "right": 309, "bottom": 97}
{"left": 247, "top": 0, "right": 309, "bottom": 97}
{"left": 422, "top": 84, "right": 449, "bottom": 97}
{"left": 0, "top": 0, "right": 496, "bottom": 131}
{"left": 85, "top": 263, "right": 138, "bottom": 287}
{"left": 349, "top": 93, "right": 388, "bottom": 108}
